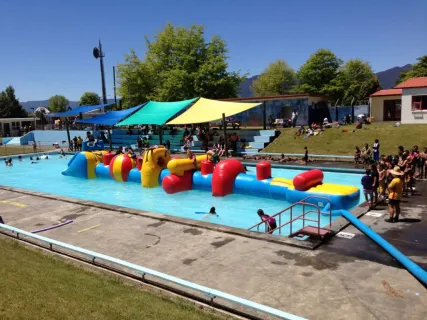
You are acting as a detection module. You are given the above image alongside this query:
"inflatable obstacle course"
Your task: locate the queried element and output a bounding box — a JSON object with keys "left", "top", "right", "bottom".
{"left": 62, "top": 148, "right": 360, "bottom": 210}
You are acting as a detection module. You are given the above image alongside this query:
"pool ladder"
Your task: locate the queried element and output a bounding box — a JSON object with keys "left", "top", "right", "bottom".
{"left": 248, "top": 196, "right": 333, "bottom": 239}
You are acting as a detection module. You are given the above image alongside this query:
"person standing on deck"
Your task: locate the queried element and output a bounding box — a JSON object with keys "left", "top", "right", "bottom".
{"left": 386, "top": 166, "right": 404, "bottom": 223}
{"left": 373, "top": 139, "right": 380, "bottom": 163}
{"left": 291, "top": 109, "right": 298, "bottom": 128}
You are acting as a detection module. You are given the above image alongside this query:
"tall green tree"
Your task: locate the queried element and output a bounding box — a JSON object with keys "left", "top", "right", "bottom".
{"left": 0, "top": 86, "right": 28, "bottom": 118}
{"left": 397, "top": 55, "right": 427, "bottom": 84}
{"left": 327, "top": 59, "right": 381, "bottom": 105}
{"left": 117, "top": 23, "right": 245, "bottom": 106}
{"left": 251, "top": 59, "right": 295, "bottom": 96}
{"left": 48, "top": 95, "right": 69, "bottom": 113}
{"left": 293, "top": 49, "right": 343, "bottom": 95}
{"left": 79, "top": 92, "right": 100, "bottom": 106}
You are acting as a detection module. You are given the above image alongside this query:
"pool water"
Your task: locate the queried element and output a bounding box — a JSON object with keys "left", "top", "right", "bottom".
{"left": 0, "top": 155, "right": 364, "bottom": 236}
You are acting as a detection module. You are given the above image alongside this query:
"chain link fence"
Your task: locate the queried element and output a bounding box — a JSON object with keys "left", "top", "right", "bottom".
{"left": 0, "top": 141, "right": 71, "bottom": 157}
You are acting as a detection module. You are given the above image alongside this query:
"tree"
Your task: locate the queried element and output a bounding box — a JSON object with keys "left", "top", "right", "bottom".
{"left": 397, "top": 55, "right": 427, "bottom": 84}
{"left": 48, "top": 95, "right": 69, "bottom": 113}
{"left": 0, "top": 86, "right": 28, "bottom": 118}
{"left": 293, "top": 49, "right": 343, "bottom": 94}
{"left": 117, "top": 23, "right": 245, "bottom": 106}
{"left": 251, "top": 59, "right": 295, "bottom": 96}
{"left": 327, "top": 59, "right": 381, "bottom": 105}
{"left": 34, "top": 107, "right": 50, "bottom": 129}
{"left": 79, "top": 92, "right": 100, "bottom": 106}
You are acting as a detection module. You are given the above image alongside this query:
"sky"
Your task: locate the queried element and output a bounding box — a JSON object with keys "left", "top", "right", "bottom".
{"left": 1, "top": 0, "right": 426, "bottom": 102}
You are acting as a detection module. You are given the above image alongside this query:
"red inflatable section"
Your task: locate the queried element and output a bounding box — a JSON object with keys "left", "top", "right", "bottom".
{"left": 109, "top": 154, "right": 135, "bottom": 182}
{"left": 103, "top": 152, "right": 114, "bottom": 166}
{"left": 256, "top": 161, "right": 271, "bottom": 180}
{"left": 162, "top": 171, "right": 193, "bottom": 194}
{"left": 293, "top": 169, "right": 324, "bottom": 191}
{"left": 201, "top": 160, "right": 214, "bottom": 175}
{"left": 212, "top": 159, "right": 245, "bottom": 197}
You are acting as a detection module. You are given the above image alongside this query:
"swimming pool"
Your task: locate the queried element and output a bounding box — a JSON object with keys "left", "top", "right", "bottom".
{"left": 0, "top": 154, "right": 364, "bottom": 235}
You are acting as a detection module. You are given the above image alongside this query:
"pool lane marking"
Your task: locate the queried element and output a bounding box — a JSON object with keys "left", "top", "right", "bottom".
{"left": 0, "top": 200, "right": 28, "bottom": 207}
{"left": 77, "top": 224, "right": 101, "bottom": 233}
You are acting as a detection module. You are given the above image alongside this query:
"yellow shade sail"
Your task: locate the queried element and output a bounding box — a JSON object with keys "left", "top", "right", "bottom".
{"left": 167, "top": 98, "right": 261, "bottom": 125}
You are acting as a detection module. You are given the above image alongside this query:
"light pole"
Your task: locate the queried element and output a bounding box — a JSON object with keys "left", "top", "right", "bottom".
{"left": 113, "top": 66, "right": 117, "bottom": 108}
{"left": 93, "top": 40, "right": 107, "bottom": 105}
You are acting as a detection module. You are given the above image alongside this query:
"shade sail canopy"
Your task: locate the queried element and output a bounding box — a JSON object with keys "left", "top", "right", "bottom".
{"left": 49, "top": 104, "right": 110, "bottom": 117}
{"left": 167, "top": 98, "right": 261, "bottom": 125}
{"left": 116, "top": 98, "right": 198, "bottom": 126}
{"left": 74, "top": 105, "right": 144, "bottom": 126}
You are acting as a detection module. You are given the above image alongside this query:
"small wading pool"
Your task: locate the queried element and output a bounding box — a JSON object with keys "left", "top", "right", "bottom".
{"left": 0, "top": 155, "right": 364, "bottom": 236}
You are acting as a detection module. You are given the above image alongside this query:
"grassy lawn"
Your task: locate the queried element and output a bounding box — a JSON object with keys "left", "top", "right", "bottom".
{"left": 0, "top": 238, "right": 224, "bottom": 320}
{"left": 263, "top": 122, "right": 427, "bottom": 155}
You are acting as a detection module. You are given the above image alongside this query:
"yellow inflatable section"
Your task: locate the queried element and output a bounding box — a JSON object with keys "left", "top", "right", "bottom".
{"left": 167, "top": 154, "right": 211, "bottom": 176}
{"left": 82, "top": 151, "right": 99, "bottom": 179}
{"left": 141, "top": 146, "right": 171, "bottom": 188}
{"left": 93, "top": 150, "right": 109, "bottom": 164}
{"left": 270, "top": 177, "right": 359, "bottom": 196}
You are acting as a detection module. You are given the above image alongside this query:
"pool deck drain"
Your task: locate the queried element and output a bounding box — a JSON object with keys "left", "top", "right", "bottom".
{"left": 0, "top": 184, "right": 426, "bottom": 319}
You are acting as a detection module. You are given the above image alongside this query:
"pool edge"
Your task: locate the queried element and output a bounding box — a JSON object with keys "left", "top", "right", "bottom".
{"left": 0, "top": 185, "right": 369, "bottom": 250}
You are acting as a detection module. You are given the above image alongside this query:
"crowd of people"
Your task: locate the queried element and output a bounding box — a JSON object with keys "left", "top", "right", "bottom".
{"left": 359, "top": 141, "right": 426, "bottom": 223}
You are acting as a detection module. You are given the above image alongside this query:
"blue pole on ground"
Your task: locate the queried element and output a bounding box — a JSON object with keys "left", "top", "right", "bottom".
{"left": 340, "top": 210, "right": 427, "bottom": 286}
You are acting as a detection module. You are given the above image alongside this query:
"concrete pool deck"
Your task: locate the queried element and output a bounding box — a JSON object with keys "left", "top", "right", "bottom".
{"left": 0, "top": 183, "right": 426, "bottom": 319}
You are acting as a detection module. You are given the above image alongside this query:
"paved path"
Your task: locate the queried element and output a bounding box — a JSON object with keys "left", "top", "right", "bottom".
{"left": 0, "top": 184, "right": 426, "bottom": 320}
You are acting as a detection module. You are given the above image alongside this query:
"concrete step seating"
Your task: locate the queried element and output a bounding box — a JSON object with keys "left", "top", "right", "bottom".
{"left": 110, "top": 129, "right": 277, "bottom": 154}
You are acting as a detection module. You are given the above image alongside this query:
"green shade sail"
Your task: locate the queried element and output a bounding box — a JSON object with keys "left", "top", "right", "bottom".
{"left": 116, "top": 98, "right": 199, "bottom": 126}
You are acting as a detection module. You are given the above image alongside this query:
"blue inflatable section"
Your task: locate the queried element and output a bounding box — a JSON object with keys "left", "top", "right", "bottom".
{"left": 82, "top": 141, "right": 105, "bottom": 151}
{"left": 128, "top": 168, "right": 141, "bottom": 183}
{"left": 193, "top": 172, "right": 213, "bottom": 191}
{"left": 233, "top": 173, "right": 272, "bottom": 198}
{"left": 95, "top": 163, "right": 110, "bottom": 179}
{"left": 286, "top": 189, "right": 359, "bottom": 211}
{"left": 159, "top": 169, "right": 171, "bottom": 185}
{"left": 62, "top": 153, "right": 88, "bottom": 179}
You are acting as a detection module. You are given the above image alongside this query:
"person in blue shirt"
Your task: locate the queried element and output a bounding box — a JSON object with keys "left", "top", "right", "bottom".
{"left": 373, "top": 139, "right": 380, "bottom": 163}
{"left": 361, "top": 169, "right": 373, "bottom": 208}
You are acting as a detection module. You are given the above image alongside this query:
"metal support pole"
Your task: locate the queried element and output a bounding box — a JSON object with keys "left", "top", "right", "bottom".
{"left": 159, "top": 126, "right": 163, "bottom": 145}
{"left": 107, "top": 127, "right": 112, "bottom": 150}
{"left": 222, "top": 113, "right": 228, "bottom": 157}
{"left": 351, "top": 97, "right": 355, "bottom": 123}
{"left": 99, "top": 40, "right": 107, "bottom": 105}
{"left": 113, "top": 66, "right": 117, "bottom": 108}
{"left": 65, "top": 118, "right": 71, "bottom": 149}
{"left": 262, "top": 101, "right": 267, "bottom": 130}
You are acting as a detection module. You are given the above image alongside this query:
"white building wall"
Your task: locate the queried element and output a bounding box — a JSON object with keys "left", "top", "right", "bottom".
{"left": 401, "top": 87, "right": 427, "bottom": 124}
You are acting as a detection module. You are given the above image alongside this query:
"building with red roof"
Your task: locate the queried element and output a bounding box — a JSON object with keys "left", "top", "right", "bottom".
{"left": 370, "top": 77, "right": 427, "bottom": 124}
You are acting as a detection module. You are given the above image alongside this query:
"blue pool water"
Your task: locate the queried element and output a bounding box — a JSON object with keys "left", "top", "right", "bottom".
{"left": 0, "top": 155, "right": 364, "bottom": 235}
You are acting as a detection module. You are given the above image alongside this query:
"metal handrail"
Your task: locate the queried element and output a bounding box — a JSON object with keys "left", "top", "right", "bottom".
{"left": 272, "top": 202, "right": 320, "bottom": 236}
{"left": 0, "top": 223, "right": 306, "bottom": 320}
{"left": 248, "top": 196, "right": 333, "bottom": 236}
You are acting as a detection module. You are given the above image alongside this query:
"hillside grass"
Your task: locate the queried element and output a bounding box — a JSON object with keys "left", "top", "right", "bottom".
{"left": 0, "top": 238, "right": 225, "bottom": 320}
{"left": 263, "top": 122, "right": 427, "bottom": 155}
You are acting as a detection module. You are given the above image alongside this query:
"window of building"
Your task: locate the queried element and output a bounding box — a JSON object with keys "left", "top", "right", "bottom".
{"left": 411, "top": 95, "right": 427, "bottom": 111}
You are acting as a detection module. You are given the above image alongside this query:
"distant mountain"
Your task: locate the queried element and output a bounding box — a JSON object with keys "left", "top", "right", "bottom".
{"left": 238, "top": 75, "right": 259, "bottom": 97}
{"left": 376, "top": 64, "right": 412, "bottom": 89}
{"left": 21, "top": 99, "right": 116, "bottom": 113}
{"left": 20, "top": 65, "right": 412, "bottom": 108}
{"left": 238, "top": 64, "right": 413, "bottom": 97}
